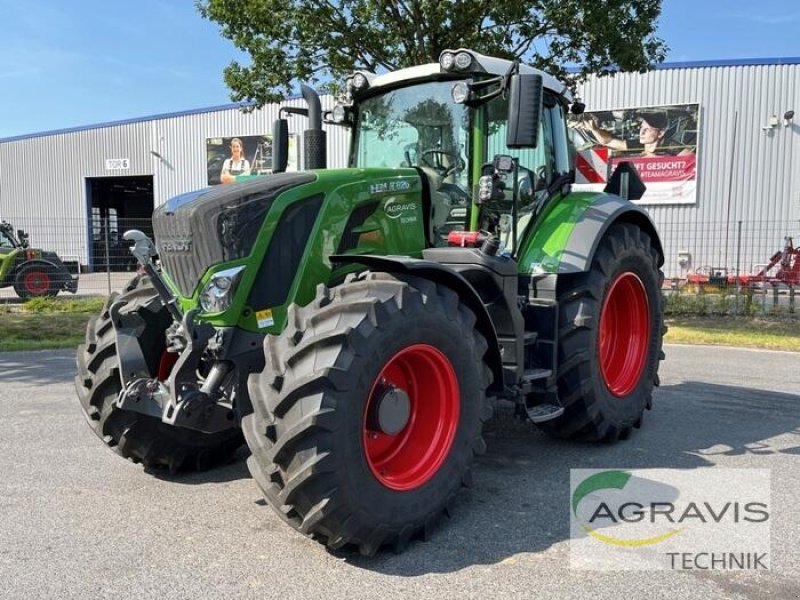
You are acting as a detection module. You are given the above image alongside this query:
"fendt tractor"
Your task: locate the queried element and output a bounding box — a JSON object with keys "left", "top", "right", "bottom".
{"left": 76, "top": 50, "right": 665, "bottom": 555}
{"left": 1, "top": 220, "right": 78, "bottom": 299}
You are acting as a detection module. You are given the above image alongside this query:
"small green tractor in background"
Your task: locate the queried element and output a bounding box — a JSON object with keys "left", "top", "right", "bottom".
{"left": 0, "top": 220, "right": 78, "bottom": 299}
{"left": 76, "top": 49, "right": 664, "bottom": 555}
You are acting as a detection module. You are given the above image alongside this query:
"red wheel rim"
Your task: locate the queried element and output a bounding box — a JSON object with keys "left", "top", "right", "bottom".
{"left": 598, "top": 272, "right": 651, "bottom": 397}
{"left": 363, "top": 344, "right": 459, "bottom": 491}
{"left": 24, "top": 270, "right": 50, "bottom": 295}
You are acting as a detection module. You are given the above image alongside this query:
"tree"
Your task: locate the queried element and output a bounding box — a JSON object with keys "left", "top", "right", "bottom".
{"left": 197, "top": 0, "right": 667, "bottom": 107}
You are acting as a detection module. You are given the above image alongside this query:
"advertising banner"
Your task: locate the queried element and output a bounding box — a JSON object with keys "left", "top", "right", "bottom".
{"left": 569, "top": 103, "right": 700, "bottom": 205}
{"left": 206, "top": 134, "right": 298, "bottom": 185}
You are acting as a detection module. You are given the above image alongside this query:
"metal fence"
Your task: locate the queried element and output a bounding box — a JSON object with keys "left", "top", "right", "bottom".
{"left": 1, "top": 215, "right": 798, "bottom": 314}
{"left": 656, "top": 217, "right": 799, "bottom": 315}
{"left": 0, "top": 216, "right": 147, "bottom": 301}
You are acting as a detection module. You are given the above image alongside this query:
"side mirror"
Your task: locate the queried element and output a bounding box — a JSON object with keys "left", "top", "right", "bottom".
{"left": 272, "top": 118, "right": 289, "bottom": 173}
{"left": 604, "top": 161, "right": 646, "bottom": 201}
{"left": 506, "top": 74, "right": 543, "bottom": 148}
{"left": 17, "top": 230, "right": 29, "bottom": 248}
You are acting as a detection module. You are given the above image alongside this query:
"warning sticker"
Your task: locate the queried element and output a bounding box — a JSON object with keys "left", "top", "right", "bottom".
{"left": 256, "top": 308, "right": 274, "bottom": 328}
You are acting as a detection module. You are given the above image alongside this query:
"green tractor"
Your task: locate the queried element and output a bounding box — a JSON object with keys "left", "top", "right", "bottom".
{"left": 0, "top": 221, "right": 78, "bottom": 299}
{"left": 75, "top": 50, "right": 664, "bottom": 555}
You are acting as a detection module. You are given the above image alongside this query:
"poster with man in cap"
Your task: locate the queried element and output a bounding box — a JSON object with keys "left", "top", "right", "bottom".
{"left": 570, "top": 103, "right": 700, "bottom": 205}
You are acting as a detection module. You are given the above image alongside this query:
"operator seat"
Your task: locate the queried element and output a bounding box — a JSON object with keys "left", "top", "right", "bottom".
{"left": 418, "top": 167, "right": 452, "bottom": 242}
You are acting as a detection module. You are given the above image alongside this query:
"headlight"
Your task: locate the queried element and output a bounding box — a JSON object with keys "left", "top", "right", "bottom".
{"left": 199, "top": 266, "right": 245, "bottom": 314}
{"left": 440, "top": 50, "right": 473, "bottom": 72}
{"left": 454, "top": 51, "right": 472, "bottom": 70}
{"left": 439, "top": 51, "right": 455, "bottom": 71}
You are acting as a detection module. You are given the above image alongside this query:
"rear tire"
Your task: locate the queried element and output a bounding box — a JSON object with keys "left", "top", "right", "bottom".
{"left": 538, "top": 223, "right": 665, "bottom": 442}
{"left": 244, "top": 272, "right": 493, "bottom": 555}
{"left": 74, "top": 275, "right": 244, "bottom": 472}
{"left": 14, "top": 264, "right": 57, "bottom": 299}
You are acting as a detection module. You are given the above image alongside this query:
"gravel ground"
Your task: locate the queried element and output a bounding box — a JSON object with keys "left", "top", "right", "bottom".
{"left": 0, "top": 344, "right": 798, "bottom": 600}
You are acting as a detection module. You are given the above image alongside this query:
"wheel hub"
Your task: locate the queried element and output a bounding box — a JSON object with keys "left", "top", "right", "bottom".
{"left": 369, "top": 383, "right": 411, "bottom": 435}
{"left": 362, "top": 344, "right": 460, "bottom": 491}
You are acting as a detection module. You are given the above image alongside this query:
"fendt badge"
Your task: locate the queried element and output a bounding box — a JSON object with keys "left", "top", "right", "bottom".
{"left": 161, "top": 239, "right": 192, "bottom": 253}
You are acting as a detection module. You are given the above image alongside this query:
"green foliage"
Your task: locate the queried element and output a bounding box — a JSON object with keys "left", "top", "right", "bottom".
{"left": 666, "top": 316, "right": 800, "bottom": 352}
{"left": 22, "top": 297, "right": 105, "bottom": 314}
{"left": 0, "top": 312, "right": 91, "bottom": 352}
{"left": 664, "top": 292, "right": 707, "bottom": 316}
{"left": 196, "top": 0, "right": 667, "bottom": 106}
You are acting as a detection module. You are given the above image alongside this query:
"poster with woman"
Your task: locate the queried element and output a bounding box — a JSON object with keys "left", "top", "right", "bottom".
{"left": 569, "top": 103, "right": 700, "bottom": 205}
{"left": 206, "top": 134, "right": 298, "bottom": 185}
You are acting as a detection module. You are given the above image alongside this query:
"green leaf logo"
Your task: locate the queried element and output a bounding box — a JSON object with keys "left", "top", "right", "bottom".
{"left": 572, "top": 470, "right": 681, "bottom": 547}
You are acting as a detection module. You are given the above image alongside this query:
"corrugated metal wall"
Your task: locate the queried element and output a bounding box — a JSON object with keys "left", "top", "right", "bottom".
{"left": 577, "top": 64, "right": 800, "bottom": 277}
{"left": 0, "top": 122, "right": 152, "bottom": 259}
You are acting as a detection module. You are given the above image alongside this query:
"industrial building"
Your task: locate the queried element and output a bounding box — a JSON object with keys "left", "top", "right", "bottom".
{"left": 0, "top": 57, "right": 798, "bottom": 278}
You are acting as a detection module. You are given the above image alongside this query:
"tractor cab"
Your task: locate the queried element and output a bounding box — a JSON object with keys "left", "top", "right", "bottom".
{"left": 330, "top": 49, "right": 575, "bottom": 253}
{"left": 0, "top": 221, "right": 29, "bottom": 249}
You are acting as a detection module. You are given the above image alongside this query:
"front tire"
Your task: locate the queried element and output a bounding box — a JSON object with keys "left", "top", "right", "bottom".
{"left": 244, "top": 273, "right": 493, "bottom": 555}
{"left": 74, "top": 276, "right": 244, "bottom": 472}
{"left": 538, "top": 223, "right": 665, "bottom": 442}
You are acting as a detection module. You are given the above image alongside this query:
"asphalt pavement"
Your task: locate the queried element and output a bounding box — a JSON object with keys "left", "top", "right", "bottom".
{"left": 0, "top": 344, "right": 798, "bottom": 599}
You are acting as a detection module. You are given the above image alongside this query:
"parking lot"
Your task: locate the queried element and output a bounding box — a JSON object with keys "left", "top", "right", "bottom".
{"left": 1, "top": 344, "right": 798, "bottom": 599}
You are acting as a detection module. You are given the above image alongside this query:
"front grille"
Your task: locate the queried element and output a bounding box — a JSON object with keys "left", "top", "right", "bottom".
{"left": 153, "top": 173, "right": 316, "bottom": 297}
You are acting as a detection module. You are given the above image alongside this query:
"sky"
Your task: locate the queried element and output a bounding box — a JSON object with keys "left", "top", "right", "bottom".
{"left": 0, "top": 0, "right": 798, "bottom": 139}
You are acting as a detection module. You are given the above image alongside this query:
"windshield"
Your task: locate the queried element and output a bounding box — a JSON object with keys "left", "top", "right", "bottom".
{"left": 354, "top": 81, "right": 469, "bottom": 189}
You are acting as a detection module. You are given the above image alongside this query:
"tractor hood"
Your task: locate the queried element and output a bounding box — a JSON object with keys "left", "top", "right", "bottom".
{"left": 152, "top": 173, "right": 316, "bottom": 296}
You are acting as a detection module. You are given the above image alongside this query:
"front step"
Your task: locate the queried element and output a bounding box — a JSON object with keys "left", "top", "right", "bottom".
{"left": 525, "top": 403, "right": 565, "bottom": 423}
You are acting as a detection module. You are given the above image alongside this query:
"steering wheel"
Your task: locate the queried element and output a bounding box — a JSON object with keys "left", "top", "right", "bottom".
{"left": 419, "top": 150, "right": 464, "bottom": 179}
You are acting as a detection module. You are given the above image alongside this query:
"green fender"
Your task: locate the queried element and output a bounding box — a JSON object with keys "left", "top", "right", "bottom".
{"left": 517, "top": 192, "right": 664, "bottom": 276}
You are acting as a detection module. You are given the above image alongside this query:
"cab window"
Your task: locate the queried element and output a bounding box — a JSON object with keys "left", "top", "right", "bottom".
{"left": 0, "top": 230, "right": 15, "bottom": 247}
{"left": 484, "top": 91, "right": 561, "bottom": 248}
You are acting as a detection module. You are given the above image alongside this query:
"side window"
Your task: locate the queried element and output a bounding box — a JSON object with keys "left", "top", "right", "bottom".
{"left": 547, "top": 100, "right": 571, "bottom": 176}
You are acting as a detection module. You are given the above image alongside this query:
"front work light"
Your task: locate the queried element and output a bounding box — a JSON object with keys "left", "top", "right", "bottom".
{"left": 454, "top": 51, "right": 472, "bottom": 70}
{"left": 332, "top": 103, "right": 347, "bottom": 123}
{"left": 439, "top": 51, "right": 456, "bottom": 71}
{"left": 451, "top": 81, "right": 470, "bottom": 104}
{"left": 440, "top": 49, "right": 475, "bottom": 72}
{"left": 199, "top": 265, "right": 246, "bottom": 314}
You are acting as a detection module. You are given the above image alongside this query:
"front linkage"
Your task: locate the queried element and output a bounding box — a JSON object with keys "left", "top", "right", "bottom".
{"left": 112, "top": 230, "right": 261, "bottom": 435}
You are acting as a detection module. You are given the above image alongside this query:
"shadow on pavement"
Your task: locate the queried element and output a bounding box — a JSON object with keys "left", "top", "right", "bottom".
{"left": 0, "top": 349, "right": 75, "bottom": 386}
{"left": 148, "top": 446, "right": 253, "bottom": 485}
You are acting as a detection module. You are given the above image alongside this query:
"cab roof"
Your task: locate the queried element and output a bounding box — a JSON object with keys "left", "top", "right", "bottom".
{"left": 363, "top": 49, "right": 572, "bottom": 102}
